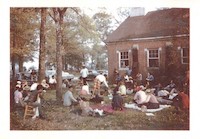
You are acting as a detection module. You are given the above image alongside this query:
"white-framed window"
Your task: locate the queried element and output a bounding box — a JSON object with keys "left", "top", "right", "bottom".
{"left": 119, "top": 51, "right": 129, "bottom": 69}
{"left": 181, "top": 47, "right": 189, "bottom": 64}
{"left": 147, "top": 49, "right": 160, "bottom": 68}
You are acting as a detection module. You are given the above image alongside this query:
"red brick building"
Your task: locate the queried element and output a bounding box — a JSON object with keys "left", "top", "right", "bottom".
{"left": 105, "top": 8, "right": 189, "bottom": 84}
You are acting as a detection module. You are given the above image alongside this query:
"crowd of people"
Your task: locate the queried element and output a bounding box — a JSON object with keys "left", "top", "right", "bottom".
{"left": 111, "top": 69, "right": 189, "bottom": 112}
{"left": 12, "top": 64, "right": 189, "bottom": 120}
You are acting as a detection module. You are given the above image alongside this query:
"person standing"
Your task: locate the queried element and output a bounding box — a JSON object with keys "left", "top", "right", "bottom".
{"left": 93, "top": 73, "right": 109, "bottom": 96}
{"left": 80, "top": 64, "right": 89, "bottom": 84}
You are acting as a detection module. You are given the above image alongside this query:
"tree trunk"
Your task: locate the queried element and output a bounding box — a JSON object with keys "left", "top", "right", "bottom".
{"left": 51, "top": 8, "right": 67, "bottom": 101}
{"left": 38, "top": 8, "right": 47, "bottom": 83}
{"left": 18, "top": 56, "right": 23, "bottom": 72}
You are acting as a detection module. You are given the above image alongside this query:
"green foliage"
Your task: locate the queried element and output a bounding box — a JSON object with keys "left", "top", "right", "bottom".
{"left": 10, "top": 8, "right": 39, "bottom": 62}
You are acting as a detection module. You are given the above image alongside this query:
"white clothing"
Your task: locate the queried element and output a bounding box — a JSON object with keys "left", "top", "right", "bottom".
{"left": 158, "top": 90, "right": 169, "bottom": 97}
{"left": 134, "top": 90, "right": 148, "bottom": 104}
{"left": 95, "top": 74, "right": 108, "bottom": 88}
{"left": 14, "top": 90, "right": 23, "bottom": 103}
{"left": 80, "top": 68, "right": 89, "bottom": 78}
{"left": 30, "top": 83, "right": 38, "bottom": 91}
{"left": 124, "top": 75, "right": 129, "bottom": 82}
{"left": 82, "top": 85, "right": 90, "bottom": 94}
{"left": 119, "top": 85, "right": 126, "bottom": 95}
{"left": 49, "top": 77, "right": 57, "bottom": 84}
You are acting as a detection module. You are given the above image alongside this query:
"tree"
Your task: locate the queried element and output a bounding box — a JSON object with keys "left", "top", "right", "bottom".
{"left": 38, "top": 8, "right": 47, "bottom": 82}
{"left": 90, "top": 9, "right": 114, "bottom": 69}
{"left": 10, "top": 8, "right": 38, "bottom": 77}
{"left": 49, "top": 8, "right": 67, "bottom": 101}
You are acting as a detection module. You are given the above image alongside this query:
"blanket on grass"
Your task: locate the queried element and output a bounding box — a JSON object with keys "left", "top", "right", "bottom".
{"left": 124, "top": 103, "right": 171, "bottom": 113}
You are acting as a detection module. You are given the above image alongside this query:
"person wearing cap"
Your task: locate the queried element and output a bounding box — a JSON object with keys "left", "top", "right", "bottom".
{"left": 16, "top": 81, "right": 22, "bottom": 88}
{"left": 80, "top": 64, "right": 89, "bottom": 85}
{"left": 63, "top": 85, "right": 78, "bottom": 107}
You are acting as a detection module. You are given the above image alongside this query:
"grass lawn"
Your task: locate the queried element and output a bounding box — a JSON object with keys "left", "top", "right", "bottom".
{"left": 10, "top": 85, "right": 189, "bottom": 130}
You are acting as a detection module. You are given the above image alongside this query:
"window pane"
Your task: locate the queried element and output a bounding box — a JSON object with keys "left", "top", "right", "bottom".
{"left": 149, "top": 59, "right": 159, "bottom": 67}
{"left": 120, "top": 60, "right": 129, "bottom": 68}
{"left": 149, "top": 50, "right": 158, "bottom": 58}
{"left": 183, "top": 48, "right": 189, "bottom": 57}
{"left": 183, "top": 58, "right": 189, "bottom": 64}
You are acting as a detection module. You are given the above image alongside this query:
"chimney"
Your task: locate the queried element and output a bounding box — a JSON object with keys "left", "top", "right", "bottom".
{"left": 130, "top": 7, "right": 145, "bottom": 17}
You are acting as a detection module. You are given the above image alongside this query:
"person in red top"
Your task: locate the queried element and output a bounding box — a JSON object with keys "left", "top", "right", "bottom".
{"left": 179, "top": 91, "right": 189, "bottom": 109}
{"left": 173, "top": 91, "right": 189, "bottom": 111}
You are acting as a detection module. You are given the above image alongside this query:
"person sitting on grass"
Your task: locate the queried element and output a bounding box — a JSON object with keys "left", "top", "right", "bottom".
{"left": 118, "top": 80, "right": 127, "bottom": 96}
{"left": 41, "top": 79, "right": 50, "bottom": 90}
{"left": 133, "top": 86, "right": 148, "bottom": 106}
{"left": 79, "top": 80, "right": 91, "bottom": 101}
{"left": 63, "top": 85, "right": 79, "bottom": 107}
{"left": 49, "top": 75, "right": 57, "bottom": 89}
{"left": 143, "top": 89, "right": 160, "bottom": 109}
{"left": 172, "top": 90, "right": 189, "bottom": 112}
{"left": 112, "top": 90, "right": 124, "bottom": 111}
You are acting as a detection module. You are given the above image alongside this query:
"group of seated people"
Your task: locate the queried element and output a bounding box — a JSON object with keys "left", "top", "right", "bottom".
{"left": 13, "top": 71, "right": 189, "bottom": 119}
{"left": 13, "top": 80, "right": 47, "bottom": 119}
{"left": 13, "top": 77, "right": 58, "bottom": 119}
{"left": 62, "top": 70, "right": 189, "bottom": 115}
{"left": 111, "top": 74, "right": 189, "bottom": 112}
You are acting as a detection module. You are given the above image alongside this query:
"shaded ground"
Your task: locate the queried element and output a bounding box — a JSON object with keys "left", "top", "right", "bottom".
{"left": 10, "top": 86, "right": 189, "bottom": 130}
{"left": 10, "top": 97, "right": 189, "bottom": 130}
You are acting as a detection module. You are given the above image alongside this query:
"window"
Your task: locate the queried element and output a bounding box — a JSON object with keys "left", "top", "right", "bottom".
{"left": 119, "top": 51, "right": 129, "bottom": 68}
{"left": 181, "top": 48, "right": 189, "bottom": 64}
{"left": 147, "top": 49, "right": 160, "bottom": 68}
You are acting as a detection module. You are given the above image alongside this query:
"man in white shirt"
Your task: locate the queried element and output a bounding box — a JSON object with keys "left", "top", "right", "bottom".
{"left": 133, "top": 86, "right": 148, "bottom": 105}
{"left": 93, "top": 74, "right": 109, "bottom": 95}
{"left": 80, "top": 64, "right": 89, "bottom": 84}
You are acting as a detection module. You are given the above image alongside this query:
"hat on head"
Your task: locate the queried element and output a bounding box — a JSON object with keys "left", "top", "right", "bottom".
{"left": 145, "top": 89, "right": 151, "bottom": 93}
{"left": 16, "top": 84, "right": 21, "bottom": 88}
{"left": 68, "top": 85, "right": 73, "bottom": 89}
{"left": 42, "top": 79, "right": 46, "bottom": 83}
{"left": 140, "top": 85, "right": 145, "bottom": 91}
{"left": 23, "top": 85, "right": 30, "bottom": 91}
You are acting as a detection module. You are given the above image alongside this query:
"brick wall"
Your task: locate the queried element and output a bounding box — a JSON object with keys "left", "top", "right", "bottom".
{"left": 107, "top": 36, "right": 189, "bottom": 84}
